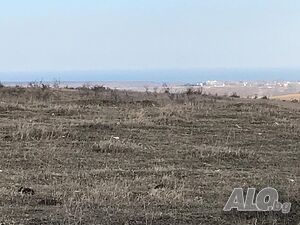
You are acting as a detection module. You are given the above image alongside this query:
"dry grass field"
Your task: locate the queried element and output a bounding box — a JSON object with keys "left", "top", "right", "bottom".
{"left": 0, "top": 86, "right": 299, "bottom": 225}
{"left": 271, "top": 93, "right": 300, "bottom": 102}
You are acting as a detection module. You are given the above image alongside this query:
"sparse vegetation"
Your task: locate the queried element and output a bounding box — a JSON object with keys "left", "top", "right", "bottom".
{"left": 185, "top": 86, "right": 203, "bottom": 95}
{"left": 0, "top": 87, "right": 299, "bottom": 225}
{"left": 230, "top": 92, "right": 240, "bottom": 98}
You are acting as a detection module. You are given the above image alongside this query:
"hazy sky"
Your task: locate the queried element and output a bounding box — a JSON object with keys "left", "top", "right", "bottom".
{"left": 1, "top": 0, "right": 300, "bottom": 72}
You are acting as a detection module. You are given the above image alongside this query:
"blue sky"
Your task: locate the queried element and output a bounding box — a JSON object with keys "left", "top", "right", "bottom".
{"left": 0, "top": 0, "right": 300, "bottom": 76}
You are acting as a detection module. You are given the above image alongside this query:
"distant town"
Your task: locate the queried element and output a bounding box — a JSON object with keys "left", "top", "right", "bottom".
{"left": 179, "top": 80, "right": 300, "bottom": 98}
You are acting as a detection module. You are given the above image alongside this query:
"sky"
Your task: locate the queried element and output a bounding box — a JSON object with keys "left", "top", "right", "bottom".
{"left": 0, "top": 0, "right": 300, "bottom": 81}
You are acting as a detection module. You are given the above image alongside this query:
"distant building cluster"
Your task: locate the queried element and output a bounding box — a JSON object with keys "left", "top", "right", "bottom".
{"left": 185, "top": 80, "right": 300, "bottom": 89}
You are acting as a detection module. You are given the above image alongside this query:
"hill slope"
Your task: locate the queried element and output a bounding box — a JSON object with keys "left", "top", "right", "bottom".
{"left": 0, "top": 87, "right": 299, "bottom": 225}
{"left": 272, "top": 93, "right": 300, "bottom": 101}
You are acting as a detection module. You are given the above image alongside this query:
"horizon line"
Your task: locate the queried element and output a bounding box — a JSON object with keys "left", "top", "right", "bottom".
{"left": 2, "top": 67, "right": 300, "bottom": 73}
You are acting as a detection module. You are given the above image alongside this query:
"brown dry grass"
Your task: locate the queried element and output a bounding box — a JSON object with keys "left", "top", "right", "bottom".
{"left": 0, "top": 86, "right": 299, "bottom": 225}
{"left": 272, "top": 93, "right": 300, "bottom": 101}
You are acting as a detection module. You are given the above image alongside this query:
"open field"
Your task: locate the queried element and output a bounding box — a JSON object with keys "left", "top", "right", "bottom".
{"left": 0, "top": 86, "right": 299, "bottom": 225}
{"left": 272, "top": 93, "right": 300, "bottom": 102}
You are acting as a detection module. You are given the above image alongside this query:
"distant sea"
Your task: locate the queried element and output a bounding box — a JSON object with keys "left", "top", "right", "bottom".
{"left": 1, "top": 69, "right": 300, "bottom": 84}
